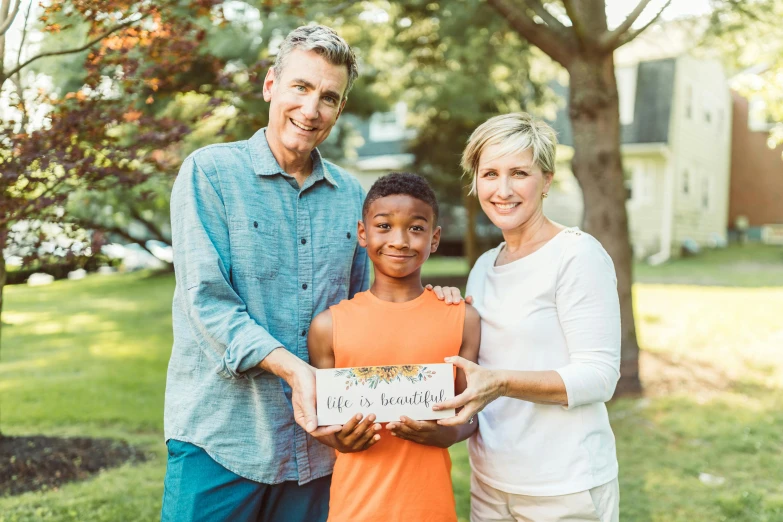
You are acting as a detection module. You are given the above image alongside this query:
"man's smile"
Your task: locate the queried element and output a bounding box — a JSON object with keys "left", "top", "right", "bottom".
{"left": 290, "top": 118, "right": 316, "bottom": 131}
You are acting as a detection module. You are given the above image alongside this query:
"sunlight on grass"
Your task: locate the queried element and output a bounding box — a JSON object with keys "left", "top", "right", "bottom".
{"left": 1, "top": 269, "right": 782, "bottom": 521}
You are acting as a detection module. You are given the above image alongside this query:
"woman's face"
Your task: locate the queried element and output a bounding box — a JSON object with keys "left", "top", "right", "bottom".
{"left": 475, "top": 144, "right": 552, "bottom": 233}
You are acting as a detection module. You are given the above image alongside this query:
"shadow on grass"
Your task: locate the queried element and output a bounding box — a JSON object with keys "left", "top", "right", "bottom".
{"left": 612, "top": 349, "right": 783, "bottom": 522}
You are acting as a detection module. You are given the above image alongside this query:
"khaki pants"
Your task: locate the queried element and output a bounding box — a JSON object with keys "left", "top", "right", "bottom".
{"left": 470, "top": 475, "right": 620, "bottom": 522}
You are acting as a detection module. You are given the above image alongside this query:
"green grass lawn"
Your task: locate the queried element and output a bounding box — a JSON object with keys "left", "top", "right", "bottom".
{"left": 1, "top": 258, "right": 783, "bottom": 521}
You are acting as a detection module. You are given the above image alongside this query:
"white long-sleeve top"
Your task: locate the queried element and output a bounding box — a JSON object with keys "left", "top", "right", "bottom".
{"left": 466, "top": 227, "right": 621, "bottom": 496}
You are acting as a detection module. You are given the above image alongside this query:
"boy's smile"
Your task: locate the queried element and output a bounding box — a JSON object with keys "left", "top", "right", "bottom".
{"left": 358, "top": 194, "right": 441, "bottom": 283}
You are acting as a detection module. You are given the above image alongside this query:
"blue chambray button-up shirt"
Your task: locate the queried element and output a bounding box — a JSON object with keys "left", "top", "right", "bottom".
{"left": 164, "top": 128, "right": 370, "bottom": 484}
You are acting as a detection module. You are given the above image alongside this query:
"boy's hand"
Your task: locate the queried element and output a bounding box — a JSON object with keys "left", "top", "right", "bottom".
{"left": 386, "top": 416, "right": 458, "bottom": 448}
{"left": 311, "top": 413, "right": 382, "bottom": 453}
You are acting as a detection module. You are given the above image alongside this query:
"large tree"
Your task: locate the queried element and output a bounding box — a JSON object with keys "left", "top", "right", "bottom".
{"left": 480, "top": 0, "right": 680, "bottom": 395}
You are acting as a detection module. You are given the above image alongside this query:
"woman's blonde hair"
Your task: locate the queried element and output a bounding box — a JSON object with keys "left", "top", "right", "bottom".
{"left": 461, "top": 112, "right": 558, "bottom": 195}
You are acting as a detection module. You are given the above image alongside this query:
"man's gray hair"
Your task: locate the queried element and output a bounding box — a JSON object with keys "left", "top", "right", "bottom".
{"left": 274, "top": 24, "right": 359, "bottom": 98}
{"left": 461, "top": 112, "right": 558, "bottom": 195}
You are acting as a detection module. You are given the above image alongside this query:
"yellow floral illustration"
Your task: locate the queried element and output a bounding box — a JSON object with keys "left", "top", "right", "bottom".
{"left": 336, "top": 365, "right": 436, "bottom": 389}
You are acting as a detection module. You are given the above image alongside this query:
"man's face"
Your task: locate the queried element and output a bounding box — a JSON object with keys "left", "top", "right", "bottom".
{"left": 263, "top": 49, "right": 349, "bottom": 160}
{"left": 358, "top": 194, "right": 441, "bottom": 280}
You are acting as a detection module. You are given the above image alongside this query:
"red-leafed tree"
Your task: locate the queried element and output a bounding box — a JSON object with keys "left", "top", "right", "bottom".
{"left": 0, "top": 1, "right": 219, "bottom": 429}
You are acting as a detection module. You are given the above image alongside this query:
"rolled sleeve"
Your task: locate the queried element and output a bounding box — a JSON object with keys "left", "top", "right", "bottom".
{"left": 554, "top": 236, "right": 621, "bottom": 409}
{"left": 172, "top": 156, "right": 282, "bottom": 379}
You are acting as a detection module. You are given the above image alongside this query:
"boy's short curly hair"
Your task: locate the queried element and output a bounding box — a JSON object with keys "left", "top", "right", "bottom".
{"left": 362, "top": 172, "right": 439, "bottom": 224}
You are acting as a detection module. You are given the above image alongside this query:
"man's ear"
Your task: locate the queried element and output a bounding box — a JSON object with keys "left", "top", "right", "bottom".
{"left": 357, "top": 219, "right": 367, "bottom": 248}
{"left": 431, "top": 225, "right": 441, "bottom": 253}
{"left": 262, "top": 68, "right": 276, "bottom": 102}
{"left": 336, "top": 97, "right": 348, "bottom": 120}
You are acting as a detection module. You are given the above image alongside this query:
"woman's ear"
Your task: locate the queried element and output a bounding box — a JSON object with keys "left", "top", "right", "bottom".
{"left": 543, "top": 172, "right": 554, "bottom": 194}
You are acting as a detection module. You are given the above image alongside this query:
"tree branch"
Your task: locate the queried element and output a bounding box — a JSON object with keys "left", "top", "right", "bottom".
{"left": 487, "top": 0, "right": 574, "bottom": 67}
{"left": 561, "top": 0, "right": 586, "bottom": 46}
{"left": 3, "top": 12, "right": 150, "bottom": 80}
{"left": 0, "top": 0, "right": 21, "bottom": 37}
{"left": 610, "top": 0, "right": 673, "bottom": 49}
{"left": 129, "top": 207, "right": 169, "bottom": 244}
{"left": 13, "top": 0, "right": 30, "bottom": 69}
{"left": 523, "top": 0, "right": 568, "bottom": 34}
{"left": 73, "top": 218, "right": 163, "bottom": 259}
{"left": 599, "top": 0, "right": 665, "bottom": 51}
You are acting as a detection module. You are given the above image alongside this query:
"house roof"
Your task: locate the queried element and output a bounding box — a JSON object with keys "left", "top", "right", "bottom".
{"left": 550, "top": 57, "right": 677, "bottom": 147}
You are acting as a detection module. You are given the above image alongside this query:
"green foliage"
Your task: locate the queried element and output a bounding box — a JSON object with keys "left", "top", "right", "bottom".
{"left": 379, "top": 0, "right": 558, "bottom": 205}
{"left": 706, "top": 0, "right": 783, "bottom": 147}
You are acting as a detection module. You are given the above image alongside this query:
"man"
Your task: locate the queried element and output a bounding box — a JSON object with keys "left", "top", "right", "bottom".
{"left": 162, "top": 25, "right": 460, "bottom": 522}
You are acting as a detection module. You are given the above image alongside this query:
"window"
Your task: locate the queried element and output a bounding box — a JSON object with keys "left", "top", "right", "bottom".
{"left": 685, "top": 85, "right": 692, "bottom": 119}
{"left": 615, "top": 66, "right": 637, "bottom": 126}
{"left": 682, "top": 170, "right": 689, "bottom": 195}
{"left": 368, "top": 102, "right": 407, "bottom": 142}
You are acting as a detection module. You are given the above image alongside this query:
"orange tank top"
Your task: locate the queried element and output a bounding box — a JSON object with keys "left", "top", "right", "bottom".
{"left": 326, "top": 290, "right": 465, "bottom": 522}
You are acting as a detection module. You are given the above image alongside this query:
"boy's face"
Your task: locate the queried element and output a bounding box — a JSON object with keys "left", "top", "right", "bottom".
{"left": 358, "top": 194, "right": 441, "bottom": 280}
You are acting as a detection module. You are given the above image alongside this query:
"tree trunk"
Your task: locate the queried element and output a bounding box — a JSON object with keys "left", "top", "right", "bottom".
{"left": 567, "top": 56, "right": 642, "bottom": 396}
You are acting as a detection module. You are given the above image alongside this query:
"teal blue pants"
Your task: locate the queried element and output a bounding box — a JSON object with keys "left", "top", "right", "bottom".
{"left": 161, "top": 439, "right": 331, "bottom": 522}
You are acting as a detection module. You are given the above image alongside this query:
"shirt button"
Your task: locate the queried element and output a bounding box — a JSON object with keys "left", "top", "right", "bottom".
{"left": 301, "top": 330, "right": 307, "bottom": 337}
{"left": 346, "top": 232, "right": 351, "bottom": 239}
{"left": 302, "top": 283, "right": 308, "bottom": 290}
{"left": 301, "top": 238, "right": 307, "bottom": 245}
{"left": 254, "top": 221, "right": 258, "bottom": 228}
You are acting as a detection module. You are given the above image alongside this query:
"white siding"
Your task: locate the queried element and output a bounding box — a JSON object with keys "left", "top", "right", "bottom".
{"left": 669, "top": 55, "right": 732, "bottom": 250}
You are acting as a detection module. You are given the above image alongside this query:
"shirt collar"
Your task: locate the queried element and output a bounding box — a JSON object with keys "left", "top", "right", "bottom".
{"left": 249, "top": 128, "right": 338, "bottom": 188}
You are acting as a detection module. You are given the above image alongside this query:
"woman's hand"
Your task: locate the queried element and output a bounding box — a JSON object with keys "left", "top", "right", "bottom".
{"left": 433, "top": 356, "right": 506, "bottom": 426}
{"left": 311, "top": 413, "right": 382, "bottom": 453}
{"left": 426, "top": 284, "right": 474, "bottom": 305}
{"left": 386, "top": 417, "right": 457, "bottom": 448}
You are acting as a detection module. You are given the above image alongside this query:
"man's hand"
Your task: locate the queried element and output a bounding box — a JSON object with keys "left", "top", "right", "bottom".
{"left": 426, "top": 284, "right": 474, "bottom": 305}
{"left": 312, "top": 413, "right": 382, "bottom": 453}
{"left": 386, "top": 416, "right": 457, "bottom": 448}
{"left": 260, "top": 347, "right": 321, "bottom": 433}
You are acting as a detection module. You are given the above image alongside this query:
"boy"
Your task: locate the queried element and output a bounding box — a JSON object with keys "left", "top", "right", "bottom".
{"left": 308, "top": 173, "right": 481, "bottom": 522}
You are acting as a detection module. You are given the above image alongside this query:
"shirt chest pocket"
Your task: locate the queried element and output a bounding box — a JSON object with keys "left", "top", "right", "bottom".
{"left": 326, "top": 224, "right": 358, "bottom": 285}
{"left": 228, "top": 218, "right": 280, "bottom": 280}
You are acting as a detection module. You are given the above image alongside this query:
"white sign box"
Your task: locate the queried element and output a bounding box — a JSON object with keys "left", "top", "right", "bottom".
{"left": 316, "top": 363, "right": 456, "bottom": 425}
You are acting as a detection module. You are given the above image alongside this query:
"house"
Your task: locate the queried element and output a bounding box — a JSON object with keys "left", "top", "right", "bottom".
{"left": 548, "top": 55, "right": 733, "bottom": 260}
{"left": 728, "top": 90, "right": 783, "bottom": 241}
{"left": 338, "top": 102, "right": 415, "bottom": 193}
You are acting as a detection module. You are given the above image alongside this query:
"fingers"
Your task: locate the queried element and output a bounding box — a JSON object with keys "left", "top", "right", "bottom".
{"left": 310, "top": 425, "right": 342, "bottom": 438}
{"left": 443, "top": 355, "right": 473, "bottom": 371}
{"left": 339, "top": 414, "right": 377, "bottom": 447}
{"left": 465, "top": 294, "right": 474, "bottom": 305}
{"left": 292, "top": 368, "right": 318, "bottom": 433}
{"left": 355, "top": 423, "right": 381, "bottom": 449}
{"left": 430, "top": 285, "right": 446, "bottom": 302}
{"left": 437, "top": 406, "right": 475, "bottom": 427}
{"left": 447, "top": 287, "right": 462, "bottom": 304}
{"left": 432, "top": 389, "right": 470, "bottom": 412}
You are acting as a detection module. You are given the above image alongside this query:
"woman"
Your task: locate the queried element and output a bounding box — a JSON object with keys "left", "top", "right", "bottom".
{"left": 434, "top": 113, "right": 621, "bottom": 521}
